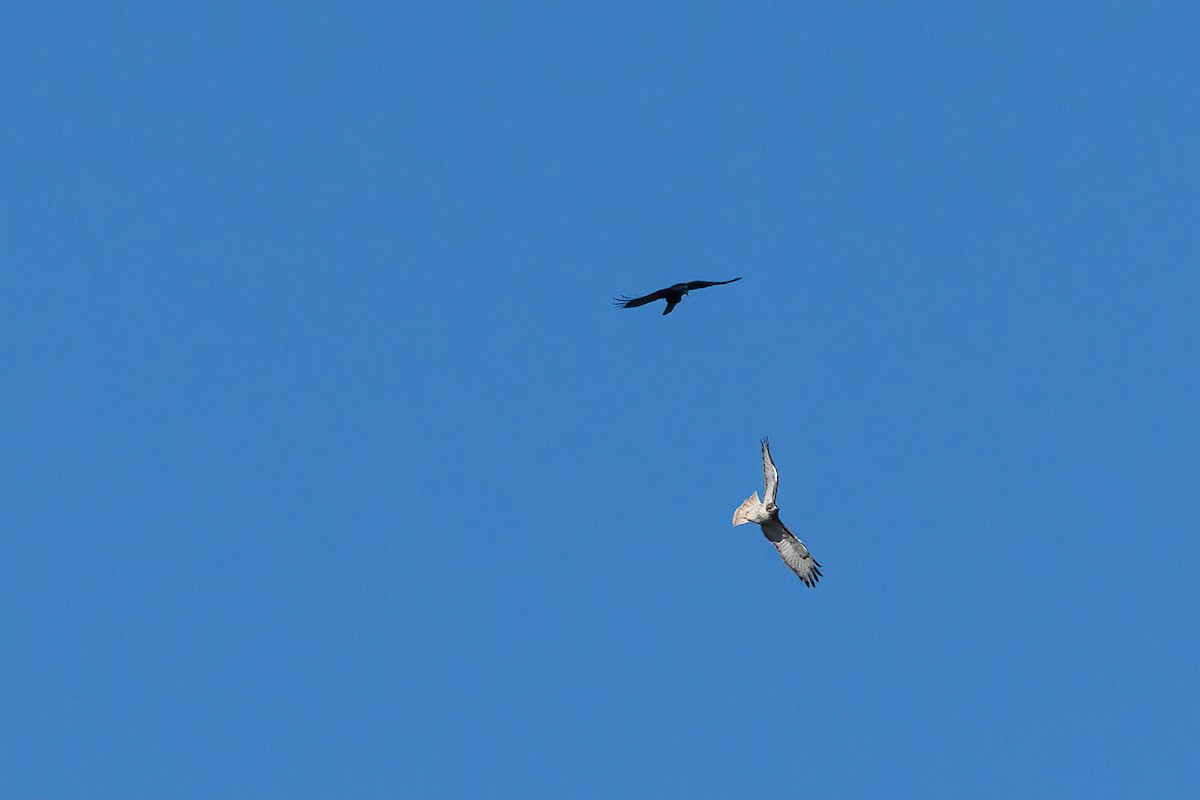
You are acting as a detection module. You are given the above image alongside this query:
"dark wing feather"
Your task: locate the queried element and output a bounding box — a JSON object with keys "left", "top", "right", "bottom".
{"left": 684, "top": 277, "right": 742, "bottom": 290}
{"left": 761, "top": 518, "right": 822, "bottom": 587}
{"left": 613, "top": 288, "right": 672, "bottom": 308}
{"left": 662, "top": 298, "right": 680, "bottom": 315}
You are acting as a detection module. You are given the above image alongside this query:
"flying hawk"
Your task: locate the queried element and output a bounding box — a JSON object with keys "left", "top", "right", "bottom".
{"left": 732, "top": 439, "right": 822, "bottom": 587}
{"left": 613, "top": 277, "right": 742, "bottom": 315}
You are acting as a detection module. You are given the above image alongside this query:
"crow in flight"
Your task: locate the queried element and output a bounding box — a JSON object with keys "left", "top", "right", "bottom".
{"left": 613, "top": 277, "right": 742, "bottom": 315}
{"left": 732, "top": 439, "right": 823, "bottom": 587}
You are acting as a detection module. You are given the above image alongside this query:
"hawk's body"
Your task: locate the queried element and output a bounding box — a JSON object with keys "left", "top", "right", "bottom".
{"left": 614, "top": 278, "right": 742, "bottom": 315}
{"left": 732, "top": 439, "right": 822, "bottom": 587}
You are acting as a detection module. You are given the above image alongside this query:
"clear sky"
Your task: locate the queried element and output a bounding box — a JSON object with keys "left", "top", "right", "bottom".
{"left": 3, "top": 3, "right": 1198, "bottom": 798}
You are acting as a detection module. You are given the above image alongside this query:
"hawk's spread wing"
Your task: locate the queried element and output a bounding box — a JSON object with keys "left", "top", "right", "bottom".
{"left": 761, "top": 438, "right": 779, "bottom": 506}
{"left": 761, "top": 518, "right": 822, "bottom": 588}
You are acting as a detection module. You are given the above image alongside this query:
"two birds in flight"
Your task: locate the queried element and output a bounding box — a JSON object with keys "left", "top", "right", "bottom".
{"left": 613, "top": 277, "right": 822, "bottom": 587}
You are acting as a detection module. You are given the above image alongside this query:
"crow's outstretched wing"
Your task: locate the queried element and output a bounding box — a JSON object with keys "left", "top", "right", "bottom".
{"left": 761, "top": 518, "right": 822, "bottom": 587}
{"left": 684, "top": 277, "right": 742, "bottom": 291}
{"left": 613, "top": 288, "right": 672, "bottom": 309}
{"left": 761, "top": 438, "right": 779, "bottom": 506}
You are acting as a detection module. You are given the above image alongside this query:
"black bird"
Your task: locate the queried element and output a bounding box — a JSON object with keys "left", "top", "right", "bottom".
{"left": 613, "top": 277, "right": 742, "bottom": 315}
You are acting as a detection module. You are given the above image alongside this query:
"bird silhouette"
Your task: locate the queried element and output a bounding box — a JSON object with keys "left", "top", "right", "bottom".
{"left": 732, "top": 439, "right": 822, "bottom": 587}
{"left": 613, "top": 277, "right": 742, "bottom": 315}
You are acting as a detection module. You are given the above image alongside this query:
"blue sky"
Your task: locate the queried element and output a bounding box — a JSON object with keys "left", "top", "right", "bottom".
{"left": 2, "top": 3, "right": 1198, "bottom": 797}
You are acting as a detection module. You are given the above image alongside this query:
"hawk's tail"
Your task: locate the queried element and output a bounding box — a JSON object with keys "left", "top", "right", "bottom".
{"left": 732, "top": 492, "right": 763, "bottom": 526}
